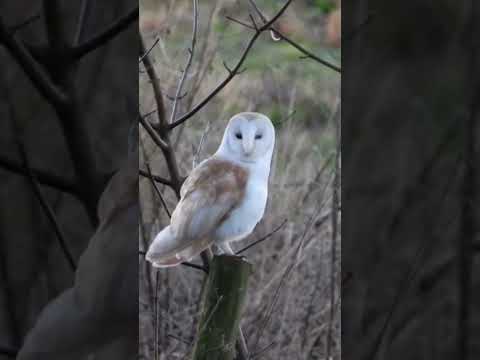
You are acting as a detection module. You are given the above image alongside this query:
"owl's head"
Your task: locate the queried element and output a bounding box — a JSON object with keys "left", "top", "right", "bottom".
{"left": 217, "top": 112, "right": 275, "bottom": 164}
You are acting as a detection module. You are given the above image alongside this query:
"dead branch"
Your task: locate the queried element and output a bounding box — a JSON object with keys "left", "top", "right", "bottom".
{"left": 170, "top": 0, "right": 199, "bottom": 124}
{"left": 139, "top": 169, "right": 172, "bottom": 187}
{"left": 140, "top": 34, "right": 183, "bottom": 196}
{"left": 236, "top": 219, "right": 288, "bottom": 255}
{"left": 0, "top": 155, "right": 79, "bottom": 196}
{"left": 145, "top": 163, "right": 172, "bottom": 218}
{"left": 139, "top": 37, "right": 159, "bottom": 64}
{"left": 18, "top": 141, "right": 76, "bottom": 271}
{"left": 0, "top": 17, "right": 68, "bottom": 107}
{"left": 166, "top": 0, "right": 296, "bottom": 131}
{"left": 246, "top": 0, "right": 341, "bottom": 72}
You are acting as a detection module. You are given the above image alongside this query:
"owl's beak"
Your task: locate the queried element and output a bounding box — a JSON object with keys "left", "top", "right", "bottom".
{"left": 242, "top": 138, "right": 255, "bottom": 156}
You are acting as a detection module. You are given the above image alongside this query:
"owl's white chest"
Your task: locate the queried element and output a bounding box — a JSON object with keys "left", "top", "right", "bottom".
{"left": 215, "top": 174, "right": 268, "bottom": 243}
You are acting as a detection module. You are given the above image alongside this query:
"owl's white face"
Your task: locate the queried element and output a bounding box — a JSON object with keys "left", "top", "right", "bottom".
{"left": 219, "top": 112, "right": 275, "bottom": 164}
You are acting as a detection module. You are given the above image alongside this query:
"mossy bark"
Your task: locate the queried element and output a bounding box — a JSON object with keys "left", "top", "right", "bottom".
{"left": 191, "top": 255, "right": 252, "bottom": 360}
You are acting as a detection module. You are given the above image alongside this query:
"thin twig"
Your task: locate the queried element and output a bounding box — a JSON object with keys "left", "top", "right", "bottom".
{"left": 225, "top": 16, "right": 254, "bottom": 30}
{"left": 146, "top": 163, "right": 171, "bottom": 218}
{"left": 139, "top": 37, "right": 159, "bottom": 63}
{"left": 253, "top": 208, "right": 323, "bottom": 350}
{"left": 250, "top": 341, "right": 276, "bottom": 359}
{"left": 170, "top": 0, "right": 199, "bottom": 124}
{"left": 139, "top": 169, "right": 172, "bottom": 187}
{"left": 192, "top": 120, "right": 211, "bottom": 169}
{"left": 236, "top": 219, "right": 288, "bottom": 255}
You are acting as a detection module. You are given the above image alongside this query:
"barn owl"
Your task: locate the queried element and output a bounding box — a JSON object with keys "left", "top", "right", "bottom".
{"left": 146, "top": 112, "right": 275, "bottom": 267}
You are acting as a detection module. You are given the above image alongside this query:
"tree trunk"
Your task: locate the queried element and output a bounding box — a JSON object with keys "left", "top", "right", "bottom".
{"left": 191, "top": 255, "right": 252, "bottom": 360}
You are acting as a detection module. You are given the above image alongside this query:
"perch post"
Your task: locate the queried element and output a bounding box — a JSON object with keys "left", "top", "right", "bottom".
{"left": 191, "top": 255, "right": 252, "bottom": 360}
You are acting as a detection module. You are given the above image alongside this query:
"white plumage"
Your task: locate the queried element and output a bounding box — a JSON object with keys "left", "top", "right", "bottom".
{"left": 146, "top": 112, "right": 275, "bottom": 267}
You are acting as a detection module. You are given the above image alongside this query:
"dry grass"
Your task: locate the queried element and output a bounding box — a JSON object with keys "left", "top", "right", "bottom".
{"left": 139, "top": 1, "right": 340, "bottom": 359}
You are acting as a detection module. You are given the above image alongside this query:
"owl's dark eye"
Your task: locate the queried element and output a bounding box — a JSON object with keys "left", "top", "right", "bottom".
{"left": 235, "top": 132, "right": 242, "bottom": 139}
{"left": 255, "top": 133, "right": 263, "bottom": 140}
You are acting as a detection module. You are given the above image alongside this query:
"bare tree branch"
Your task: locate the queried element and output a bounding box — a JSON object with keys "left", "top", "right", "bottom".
{"left": 139, "top": 37, "right": 159, "bottom": 63}
{"left": 9, "top": 12, "right": 41, "bottom": 34}
{"left": 170, "top": 0, "right": 199, "bottom": 124}
{"left": 0, "top": 17, "right": 68, "bottom": 107}
{"left": 18, "top": 141, "right": 76, "bottom": 271}
{"left": 139, "top": 113, "right": 169, "bottom": 151}
{"left": 167, "top": 0, "right": 296, "bottom": 130}
{"left": 139, "top": 169, "right": 172, "bottom": 187}
{"left": 0, "top": 154, "right": 79, "bottom": 196}
{"left": 247, "top": 0, "right": 341, "bottom": 72}
{"left": 145, "top": 163, "right": 171, "bottom": 218}
{"left": 71, "top": 7, "right": 138, "bottom": 60}
{"left": 140, "top": 34, "right": 182, "bottom": 196}
{"left": 236, "top": 219, "right": 288, "bottom": 255}
{"left": 74, "top": 0, "right": 92, "bottom": 44}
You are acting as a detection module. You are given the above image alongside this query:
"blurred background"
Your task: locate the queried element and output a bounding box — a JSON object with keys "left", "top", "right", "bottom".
{"left": 139, "top": 0, "right": 341, "bottom": 359}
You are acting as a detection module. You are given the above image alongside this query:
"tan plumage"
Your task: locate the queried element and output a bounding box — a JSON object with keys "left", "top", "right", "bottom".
{"left": 146, "top": 158, "right": 248, "bottom": 267}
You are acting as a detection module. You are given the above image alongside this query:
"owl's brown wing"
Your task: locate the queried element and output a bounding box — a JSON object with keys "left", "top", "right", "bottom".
{"left": 147, "top": 157, "right": 248, "bottom": 267}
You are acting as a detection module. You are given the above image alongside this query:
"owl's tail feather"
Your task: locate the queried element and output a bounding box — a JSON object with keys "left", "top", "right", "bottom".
{"left": 145, "top": 226, "right": 179, "bottom": 267}
{"left": 146, "top": 226, "right": 200, "bottom": 268}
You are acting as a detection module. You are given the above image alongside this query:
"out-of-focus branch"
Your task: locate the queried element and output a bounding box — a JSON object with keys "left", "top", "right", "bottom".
{"left": 0, "top": 17, "right": 68, "bottom": 107}
{"left": 40, "top": 0, "right": 103, "bottom": 224}
{"left": 71, "top": 7, "right": 138, "bottom": 60}
{"left": 74, "top": 0, "right": 92, "bottom": 44}
{"left": 18, "top": 141, "right": 76, "bottom": 271}
{"left": 167, "top": 0, "right": 295, "bottom": 130}
{"left": 0, "top": 154, "right": 79, "bottom": 197}
{"left": 9, "top": 13, "right": 41, "bottom": 34}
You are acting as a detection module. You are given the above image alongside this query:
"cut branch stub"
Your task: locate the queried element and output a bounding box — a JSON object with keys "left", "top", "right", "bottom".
{"left": 191, "top": 255, "right": 252, "bottom": 360}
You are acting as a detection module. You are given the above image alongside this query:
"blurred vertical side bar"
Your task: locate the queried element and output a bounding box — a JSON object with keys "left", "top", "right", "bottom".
{"left": 342, "top": 1, "right": 480, "bottom": 360}
{"left": 0, "top": 1, "right": 138, "bottom": 359}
